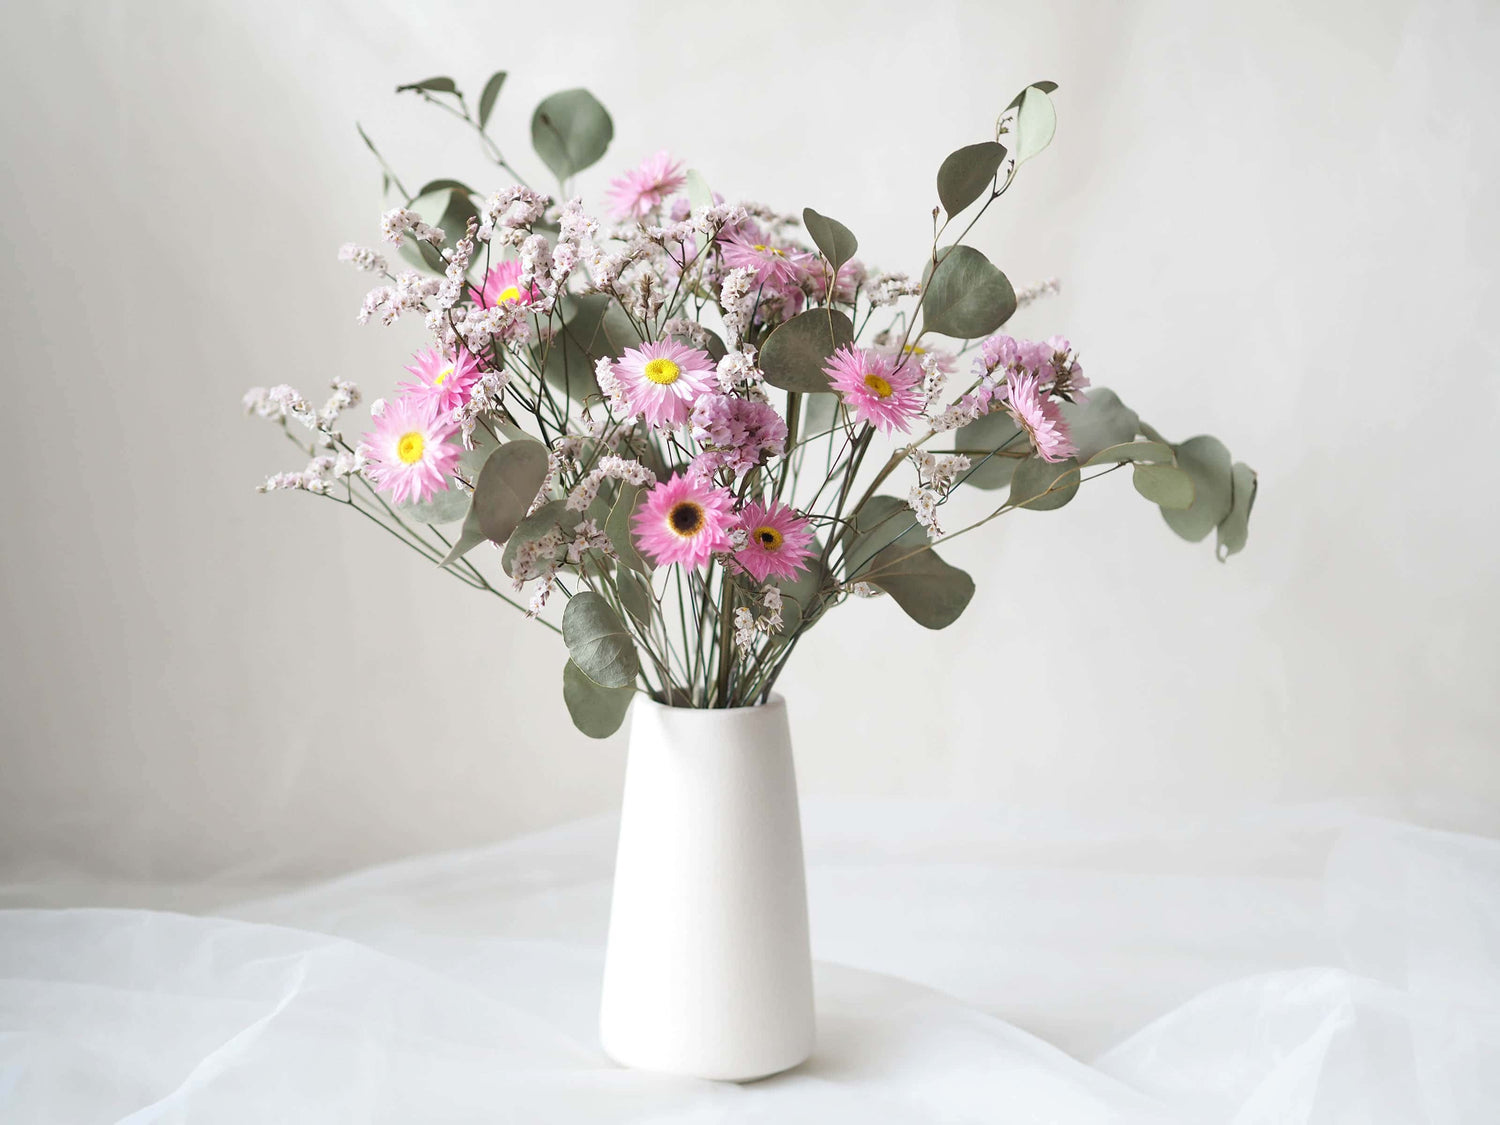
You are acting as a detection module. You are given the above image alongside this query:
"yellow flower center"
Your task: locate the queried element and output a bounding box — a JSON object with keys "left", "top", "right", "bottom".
{"left": 752, "top": 244, "right": 785, "bottom": 257}
{"left": 495, "top": 285, "right": 522, "bottom": 304}
{"left": 434, "top": 363, "right": 454, "bottom": 387}
{"left": 644, "top": 358, "right": 682, "bottom": 385}
{"left": 396, "top": 431, "right": 425, "bottom": 465}
{"left": 904, "top": 345, "right": 926, "bottom": 356}
{"left": 863, "top": 373, "right": 893, "bottom": 398}
{"left": 753, "top": 526, "right": 784, "bottom": 551}
{"left": 668, "top": 501, "right": 705, "bottom": 537}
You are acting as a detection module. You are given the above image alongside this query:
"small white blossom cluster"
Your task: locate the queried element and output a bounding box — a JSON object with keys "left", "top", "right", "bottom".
{"left": 359, "top": 270, "right": 443, "bottom": 326}
{"left": 715, "top": 348, "right": 764, "bottom": 394}
{"left": 337, "top": 243, "right": 388, "bottom": 273}
{"left": 869, "top": 271, "right": 921, "bottom": 308}
{"left": 718, "top": 267, "right": 757, "bottom": 348}
{"left": 380, "top": 208, "right": 444, "bottom": 248}
{"left": 565, "top": 455, "right": 657, "bottom": 512}
{"left": 907, "top": 451, "right": 972, "bottom": 537}
{"left": 478, "top": 186, "right": 550, "bottom": 244}
{"left": 243, "top": 380, "right": 362, "bottom": 447}
{"left": 733, "top": 586, "right": 785, "bottom": 654}
{"left": 257, "top": 454, "right": 348, "bottom": 496}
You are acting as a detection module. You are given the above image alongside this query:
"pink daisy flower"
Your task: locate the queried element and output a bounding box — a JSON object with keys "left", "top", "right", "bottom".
{"left": 734, "top": 501, "right": 815, "bottom": 583}
{"left": 397, "top": 346, "right": 481, "bottom": 413}
{"left": 360, "top": 395, "right": 462, "bottom": 505}
{"left": 605, "top": 151, "right": 687, "bottom": 221}
{"left": 613, "top": 340, "right": 717, "bottom": 430}
{"left": 1003, "top": 370, "right": 1077, "bottom": 463}
{"left": 470, "top": 259, "right": 539, "bottom": 309}
{"left": 719, "top": 227, "right": 814, "bottom": 292}
{"left": 823, "top": 345, "right": 924, "bottom": 434}
{"left": 632, "top": 474, "right": 735, "bottom": 569}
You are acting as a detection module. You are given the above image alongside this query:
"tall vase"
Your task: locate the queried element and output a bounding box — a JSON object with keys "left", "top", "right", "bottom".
{"left": 599, "top": 694, "right": 815, "bottom": 1082}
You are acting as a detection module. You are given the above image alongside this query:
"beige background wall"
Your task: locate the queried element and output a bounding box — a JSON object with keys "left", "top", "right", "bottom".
{"left": 2, "top": 0, "right": 1496, "bottom": 884}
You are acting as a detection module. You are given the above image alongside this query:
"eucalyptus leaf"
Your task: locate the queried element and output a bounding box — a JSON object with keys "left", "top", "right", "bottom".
{"left": 921, "top": 245, "right": 1016, "bottom": 340}
{"left": 1216, "top": 462, "right": 1258, "bottom": 560}
{"left": 842, "top": 496, "right": 927, "bottom": 581}
{"left": 1005, "top": 79, "right": 1059, "bottom": 111}
{"left": 1160, "top": 435, "right": 1234, "bottom": 542}
{"left": 562, "top": 592, "right": 640, "bottom": 689}
{"left": 1011, "top": 456, "right": 1081, "bottom": 510}
{"left": 862, "top": 543, "right": 975, "bottom": 630}
{"left": 606, "top": 483, "right": 651, "bottom": 574}
{"left": 955, "top": 410, "right": 1023, "bottom": 490}
{"left": 1132, "top": 463, "right": 1195, "bottom": 509}
{"left": 802, "top": 207, "right": 858, "bottom": 273}
{"left": 772, "top": 539, "right": 831, "bottom": 635}
{"left": 616, "top": 567, "right": 655, "bottom": 627}
{"left": 413, "top": 178, "right": 474, "bottom": 200}
{"left": 1013, "top": 85, "right": 1057, "bottom": 164}
{"left": 759, "top": 307, "right": 854, "bottom": 393}
{"left": 531, "top": 88, "right": 614, "bottom": 181}
{"left": 397, "top": 76, "right": 458, "bottom": 95}
{"left": 478, "top": 71, "right": 507, "bottom": 129}
{"left": 563, "top": 659, "right": 633, "bottom": 738}
{"left": 473, "top": 439, "right": 549, "bottom": 545}
{"left": 1057, "top": 389, "right": 1139, "bottom": 463}
{"left": 397, "top": 479, "right": 471, "bottom": 525}
{"left": 545, "top": 292, "right": 641, "bottom": 396}
{"left": 1083, "top": 440, "right": 1174, "bottom": 466}
{"left": 936, "top": 141, "right": 1007, "bottom": 216}
{"left": 501, "top": 499, "right": 580, "bottom": 578}
{"left": 801, "top": 392, "right": 840, "bottom": 436}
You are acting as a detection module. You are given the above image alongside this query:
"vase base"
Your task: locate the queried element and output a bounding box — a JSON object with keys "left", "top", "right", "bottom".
{"left": 600, "top": 1036, "right": 814, "bottom": 1084}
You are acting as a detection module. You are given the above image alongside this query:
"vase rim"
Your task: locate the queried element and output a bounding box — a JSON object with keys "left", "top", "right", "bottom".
{"left": 632, "top": 692, "right": 785, "bottom": 716}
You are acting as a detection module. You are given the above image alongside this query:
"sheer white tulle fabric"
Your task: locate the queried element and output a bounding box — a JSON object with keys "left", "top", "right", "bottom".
{"left": 2, "top": 800, "right": 1496, "bottom": 1122}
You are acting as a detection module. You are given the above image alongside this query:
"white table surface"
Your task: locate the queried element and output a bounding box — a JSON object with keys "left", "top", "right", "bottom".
{"left": 2, "top": 798, "right": 1496, "bottom": 1122}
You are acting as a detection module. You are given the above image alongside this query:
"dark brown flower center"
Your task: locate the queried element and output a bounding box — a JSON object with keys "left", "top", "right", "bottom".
{"left": 669, "top": 501, "right": 705, "bottom": 536}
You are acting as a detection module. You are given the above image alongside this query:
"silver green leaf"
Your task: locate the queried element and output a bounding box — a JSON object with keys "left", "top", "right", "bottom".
{"left": 1013, "top": 85, "right": 1057, "bottom": 165}
{"left": 802, "top": 207, "right": 858, "bottom": 273}
{"left": 921, "top": 245, "right": 1016, "bottom": 340}
{"left": 861, "top": 542, "right": 976, "bottom": 630}
{"left": 607, "top": 482, "right": 651, "bottom": 574}
{"left": 936, "top": 141, "right": 1007, "bottom": 216}
{"left": 1160, "top": 435, "right": 1234, "bottom": 542}
{"left": 772, "top": 538, "right": 831, "bottom": 634}
{"left": 1057, "top": 389, "right": 1140, "bottom": 463}
{"left": 955, "top": 410, "right": 1023, "bottom": 490}
{"left": 396, "top": 76, "right": 458, "bottom": 95}
{"left": 616, "top": 567, "right": 655, "bottom": 627}
{"left": 841, "top": 496, "right": 927, "bottom": 581}
{"left": 1004, "top": 79, "right": 1059, "bottom": 112}
{"left": 562, "top": 660, "right": 633, "bottom": 738}
{"left": 1083, "top": 439, "right": 1174, "bottom": 466}
{"left": 501, "top": 499, "right": 580, "bottom": 579}
{"left": 760, "top": 307, "right": 854, "bottom": 393}
{"left": 1132, "top": 463, "right": 1195, "bottom": 509}
{"left": 478, "top": 71, "right": 507, "bottom": 129}
{"left": 1011, "top": 456, "right": 1081, "bottom": 510}
{"left": 562, "top": 592, "right": 640, "bottom": 689}
{"left": 1216, "top": 462, "right": 1258, "bottom": 560}
{"left": 545, "top": 292, "right": 641, "bottom": 397}
{"left": 531, "top": 88, "right": 614, "bottom": 181}
{"left": 473, "top": 439, "right": 549, "bottom": 545}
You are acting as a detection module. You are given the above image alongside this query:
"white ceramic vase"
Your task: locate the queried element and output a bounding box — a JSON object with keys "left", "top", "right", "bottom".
{"left": 599, "top": 694, "right": 815, "bottom": 1082}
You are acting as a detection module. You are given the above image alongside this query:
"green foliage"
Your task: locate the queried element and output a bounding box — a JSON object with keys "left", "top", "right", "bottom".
{"left": 936, "top": 141, "right": 1007, "bottom": 216}
{"left": 863, "top": 542, "right": 975, "bottom": 630}
{"left": 615, "top": 567, "right": 655, "bottom": 627}
{"left": 1083, "top": 440, "right": 1173, "bottom": 466}
{"left": 760, "top": 308, "right": 855, "bottom": 392}
{"left": 1011, "top": 456, "right": 1081, "bottom": 510}
{"left": 478, "top": 71, "right": 507, "bottom": 129}
{"left": 398, "top": 439, "right": 493, "bottom": 525}
{"left": 801, "top": 208, "right": 858, "bottom": 273}
{"left": 562, "top": 592, "right": 640, "bottom": 688}
{"left": 955, "top": 411, "right": 1022, "bottom": 490}
{"left": 562, "top": 659, "right": 633, "bottom": 738}
{"left": 841, "top": 495, "right": 926, "bottom": 581}
{"left": 1216, "top": 462, "right": 1258, "bottom": 560}
{"left": 773, "top": 540, "right": 832, "bottom": 634}
{"left": 1159, "top": 435, "right": 1234, "bottom": 542}
{"left": 546, "top": 292, "right": 641, "bottom": 397}
{"left": 501, "top": 499, "right": 579, "bottom": 578}
{"left": 922, "top": 245, "right": 1016, "bottom": 339}
{"left": 1132, "top": 462, "right": 1195, "bottom": 509}
{"left": 1010, "top": 84, "right": 1058, "bottom": 165}
{"left": 397, "top": 76, "right": 458, "bottom": 95}
{"left": 1058, "top": 389, "right": 1139, "bottom": 462}
{"left": 531, "top": 88, "right": 614, "bottom": 182}
{"left": 606, "top": 483, "right": 651, "bottom": 574}
{"left": 472, "top": 440, "right": 549, "bottom": 544}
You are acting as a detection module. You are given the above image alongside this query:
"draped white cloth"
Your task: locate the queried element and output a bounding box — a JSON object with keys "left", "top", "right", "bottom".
{"left": 2, "top": 800, "right": 1496, "bottom": 1122}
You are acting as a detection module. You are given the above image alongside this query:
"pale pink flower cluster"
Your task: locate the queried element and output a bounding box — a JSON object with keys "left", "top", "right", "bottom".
{"left": 689, "top": 394, "right": 787, "bottom": 479}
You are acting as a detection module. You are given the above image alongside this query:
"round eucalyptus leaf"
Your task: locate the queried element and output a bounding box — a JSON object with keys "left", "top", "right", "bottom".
{"left": 921, "top": 245, "right": 1016, "bottom": 340}
{"left": 1083, "top": 440, "right": 1174, "bottom": 466}
{"left": 478, "top": 71, "right": 508, "bottom": 129}
{"left": 562, "top": 660, "right": 633, "bottom": 738}
{"left": 862, "top": 543, "right": 975, "bottom": 630}
{"left": 1057, "top": 389, "right": 1140, "bottom": 463}
{"left": 760, "top": 307, "right": 854, "bottom": 393}
{"left": 606, "top": 483, "right": 651, "bottom": 574}
{"left": 1132, "top": 462, "right": 1195, "bottom": 509}
{"left": 1216, "top": 461, "right": 1258, "bottom": 560}
{"left": 1011, "top": 456, "right": 1081, "bottom": 511}
{"left": 615, "top": 567, "right": 655, "bottom": 627}
{"left": 1013, "top": 85, "right": 1057, "bottom": 165}
{"left": 562, "top": 592, "right": 640, "bottom": 689}
{"left": 841, "top": 496, "right": 926, "bottom": 581}
{"left": 802, "top": 208, "right": 858, "bottom": 273}
{"left": 501, "top": 499, "right": 580, "bottom": 578}
{"left": 531, "top": 88, "right": 614, "bottom": 181}
{"left": 473, "top": 440, "right": 549, "bottom": 545}
{"left": 955, "top": 410, "right": 1023, "bottom": 490}
{"left": 1160, "top": 435, "right": 1234, "bottom": 542}
{"left": 936, "top": 141, "right": 1007, "bottom": 216}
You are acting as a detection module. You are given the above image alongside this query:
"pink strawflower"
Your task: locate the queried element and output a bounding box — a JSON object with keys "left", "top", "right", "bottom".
{"left": 689, "top": 394, "right": 788, "bottom": 478}
{"left": 734, "top": 501, "right": 815, "bottom": 583}
{"left": 1003, "top": 370, "right": 1077, "bottom": 463}
{"left": 360, "top": 395, "right": 462, "bottom": 505}
{"left": 823, "top": 345, "right": 923, "bottom": 434}
{"left": 613, "top": 340, "right": 717, "bottom": 430}
{"left": 606, "top": 151, "right": 687, "bottom": 221}
{"left": 470, "top": 259, "right": 538, "bottom": 309}
{"left": 398, "top": 346, "right": 481, "bottom": 413}
{"left": 719, "top": 227, "right": 814, "bottom": 292}
{"left": 632, "top": 474, "right": 735, "bottom": 569}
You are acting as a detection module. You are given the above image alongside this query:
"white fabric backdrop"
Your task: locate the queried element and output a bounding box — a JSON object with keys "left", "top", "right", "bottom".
{"left": 3, "top": 799, "right": 1496, "bottom": 1121}
{"left": 1, "top": 1, "right": 1498, "bottom": 876}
